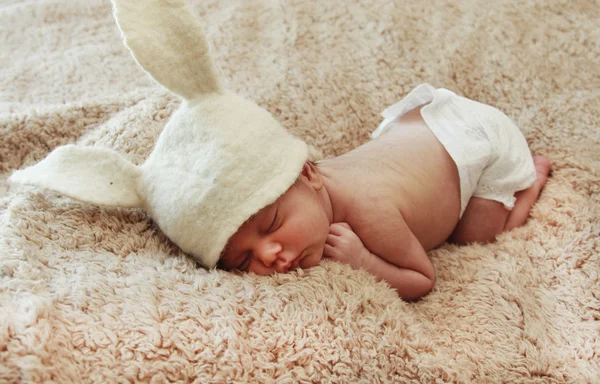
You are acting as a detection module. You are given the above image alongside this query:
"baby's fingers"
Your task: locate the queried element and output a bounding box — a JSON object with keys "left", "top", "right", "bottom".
{"left": 323, "top": 244, "right": 339, "bottom": 259}
{"left": 329, "top": 222, "right": 352, "bottom": 236}
{"left": 326, "top": 233, "right": 340, "bottom": 246}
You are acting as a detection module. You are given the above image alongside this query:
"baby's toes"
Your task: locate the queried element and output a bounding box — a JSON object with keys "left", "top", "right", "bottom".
{"left": 533, "top": 155, "right": 552, "bottom": 178}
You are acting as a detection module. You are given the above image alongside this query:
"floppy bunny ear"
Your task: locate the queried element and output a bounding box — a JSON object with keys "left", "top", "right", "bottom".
{"left": 112, "top": 0, "right": 223, "bottom": 100}
{"left": 9, "top": 145, "right": 143, "bottom": 208}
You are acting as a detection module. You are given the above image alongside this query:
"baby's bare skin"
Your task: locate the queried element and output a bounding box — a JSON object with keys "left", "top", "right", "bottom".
{"left": 315, "top": 107, "right": 461, "bottom": 300}
{"left": 320, "top": 107, "right": 461, "bottom": 251}
{"left": 220, "top": 105, "right": 551, "bottom": 301}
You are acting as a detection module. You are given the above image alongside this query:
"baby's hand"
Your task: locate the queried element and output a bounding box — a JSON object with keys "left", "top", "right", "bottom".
{"left": 324, "top": 222, "right": 371, "bottom": 270}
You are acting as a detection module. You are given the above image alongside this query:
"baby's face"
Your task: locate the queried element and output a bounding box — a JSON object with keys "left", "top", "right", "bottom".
{"left": 219, "top": 177, "right": 329, "bottom": 275}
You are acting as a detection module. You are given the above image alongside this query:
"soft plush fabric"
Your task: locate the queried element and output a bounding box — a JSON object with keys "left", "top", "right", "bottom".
{"left": 1, "top": 0, "right": 598, "bottom": 382}
{"left": 9, "top": 0, "right": 308, "bottom": 269}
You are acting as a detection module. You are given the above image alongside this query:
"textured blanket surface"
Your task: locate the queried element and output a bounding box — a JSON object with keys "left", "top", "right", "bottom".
{"left": 1, "top": 0, "right": 599, "bottom": 383}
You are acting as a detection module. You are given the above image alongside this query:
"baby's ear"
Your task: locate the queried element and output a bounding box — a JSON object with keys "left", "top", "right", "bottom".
{"left": 9, "top": 145, "right": 143, "bottom": 208}
{"left": 301, "top": 161, "right": 324, "bottom": 191}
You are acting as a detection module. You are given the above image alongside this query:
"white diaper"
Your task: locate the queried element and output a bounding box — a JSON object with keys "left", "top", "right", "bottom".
{"left": 371, "top": 83, "right": 536, "bottom": 217}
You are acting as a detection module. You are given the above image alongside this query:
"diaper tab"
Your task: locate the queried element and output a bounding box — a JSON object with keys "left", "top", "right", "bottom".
{"left": 381, "top": 83, "right": 437, "bottom": 120}
{"left": 372, "top": 83, "right": 438, "bottom": 138}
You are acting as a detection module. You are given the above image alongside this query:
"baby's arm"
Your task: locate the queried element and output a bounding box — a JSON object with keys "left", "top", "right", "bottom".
{"left": 325, "top": 218, "right": 435, "bottom": 301}
{"left": 361, "top": 243, "right": 434, "bottom": 301}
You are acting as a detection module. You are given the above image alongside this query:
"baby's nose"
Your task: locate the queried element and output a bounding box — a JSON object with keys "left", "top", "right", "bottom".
{"left": 255, "top": 241, "right": 283, "bottom": 266}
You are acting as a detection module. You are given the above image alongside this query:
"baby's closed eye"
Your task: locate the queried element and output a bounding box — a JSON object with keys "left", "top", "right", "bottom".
{"left": 237, "top": 251, "right": 252, "bottom": 271}
{"left": 264, "top": 207, "right": 281, "bottom": 234}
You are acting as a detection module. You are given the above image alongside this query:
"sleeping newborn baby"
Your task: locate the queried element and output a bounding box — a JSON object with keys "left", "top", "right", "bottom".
{"left": 218, "top": 84, "right": 551, "bottom": 301}
{"left": 10, "top": 0, "right": 550, "bottom": 302}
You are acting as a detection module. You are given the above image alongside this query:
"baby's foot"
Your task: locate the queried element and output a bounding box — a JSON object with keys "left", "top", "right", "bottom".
{"left": 504, "top": 155, "right": 551, "bottom": 230}
{"left": 533, "top": 155, "right": 552, "bottom": 186}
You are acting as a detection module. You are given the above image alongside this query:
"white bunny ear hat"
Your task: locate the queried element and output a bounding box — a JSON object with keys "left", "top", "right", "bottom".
{"left": 9, "top": 0, "right": 308, "bottom": 268}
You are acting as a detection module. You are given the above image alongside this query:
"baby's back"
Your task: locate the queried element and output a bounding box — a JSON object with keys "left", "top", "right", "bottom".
{"left": 328, "top": 107, "right": 461, "bottom": 250}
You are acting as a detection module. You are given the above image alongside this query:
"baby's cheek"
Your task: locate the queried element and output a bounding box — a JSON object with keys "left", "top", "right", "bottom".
{"left": 248, "top": 261, "right": 270, "bottom": 276}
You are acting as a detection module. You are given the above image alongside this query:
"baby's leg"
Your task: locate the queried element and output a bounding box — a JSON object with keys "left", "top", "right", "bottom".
{"left": 450, "top": 198, "right": 509, "bottom": 245}
{"left": 451, "top": 156, "right": 551, "bottom": 245}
